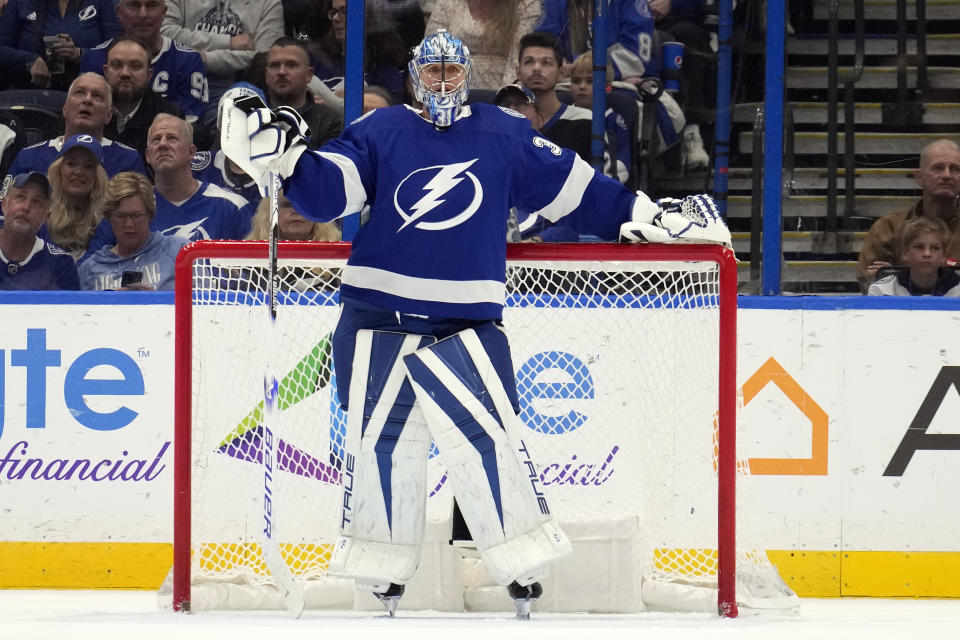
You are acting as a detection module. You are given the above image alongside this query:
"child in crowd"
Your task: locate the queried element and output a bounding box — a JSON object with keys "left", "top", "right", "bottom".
{"left": 868, "top": 217, "right": 960, "bottom": 297}
{"left": 567, "top": 50, "right": 631, "bottom": 184}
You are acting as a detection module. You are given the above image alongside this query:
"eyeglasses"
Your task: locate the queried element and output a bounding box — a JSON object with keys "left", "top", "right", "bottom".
{"left": 328, "top": 6, "right": 346, "bottom": 19}
{"left": 110, "top": 211, "right": 149, "bottom": 222}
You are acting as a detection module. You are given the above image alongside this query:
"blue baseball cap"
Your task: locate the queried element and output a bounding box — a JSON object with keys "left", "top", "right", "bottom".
{"left": 495, "top": 84, "right": 536, "bottom": 106}
{"left": 10, "top": 171, "right": 51, "bottom": 198}
{"left": 60, "top": 134, "right": 104, "bottom": 164}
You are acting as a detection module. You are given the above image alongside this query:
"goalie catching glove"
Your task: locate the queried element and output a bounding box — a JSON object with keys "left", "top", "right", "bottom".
{"left": 219, "top": 86, "right": 310, "bottom": 195}
{"left": 620, "top": 192, "right": 732, "bottom": 248}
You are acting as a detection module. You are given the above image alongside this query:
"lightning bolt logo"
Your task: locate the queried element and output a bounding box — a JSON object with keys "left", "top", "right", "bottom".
{"left": 162, "top": 218, "right": 210, "bottom": 241}
{"left": 394, "top": 159, "right": 483, "bottom": 231}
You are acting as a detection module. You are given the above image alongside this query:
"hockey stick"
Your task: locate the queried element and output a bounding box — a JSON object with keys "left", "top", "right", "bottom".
{"left": 261, "top": 170, "right": 305, "bottom": 617}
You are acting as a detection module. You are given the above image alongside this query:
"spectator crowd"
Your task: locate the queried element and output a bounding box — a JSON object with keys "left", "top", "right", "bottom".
{"left": 1, "top": 1, "right": 951, "bottom": 296}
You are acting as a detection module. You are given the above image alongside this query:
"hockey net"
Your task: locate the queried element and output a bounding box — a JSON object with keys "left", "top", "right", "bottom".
{"left": 169, "top": 241, "right": 797, "bottom": 616}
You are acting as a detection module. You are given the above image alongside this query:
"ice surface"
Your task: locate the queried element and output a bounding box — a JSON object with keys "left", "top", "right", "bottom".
{"left": 3, "top": 591, "right": 960, "bottom": 640}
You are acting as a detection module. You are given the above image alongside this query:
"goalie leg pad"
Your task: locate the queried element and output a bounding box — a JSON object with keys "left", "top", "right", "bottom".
{"left": 327, "top": 330, "right": 435, "bottom": 585}
{"left": 401, "top": 325, "right": 572, "bottom": 586}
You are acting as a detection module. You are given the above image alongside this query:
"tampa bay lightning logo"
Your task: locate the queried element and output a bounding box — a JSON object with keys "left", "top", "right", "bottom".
{"left": 191, "top": 150, "right": 212, "bottom": 171}
{"left": 393, "top": 159, "right": 483, "bottom": 231}
{"left": 162, "top": 219, "right": 210, "bottom": 240}
{"left": 78, "top": 5, "right": 98, "bottom": 21}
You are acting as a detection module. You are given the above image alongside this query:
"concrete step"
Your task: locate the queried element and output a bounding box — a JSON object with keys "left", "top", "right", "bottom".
{"left": 812, "top": 0, "right": 957, "bottom": 21}
{"left": 731, "top": 230, "right": 867, "bottom": 254}
{"left": 656, "top": 168, "right": 920, "bottom": 198}
{"left": 787, "top": 34, "right": 960, "bottom": 57}
{"left": 727, "top": 194, "right": 915, "bottom": 218}
{"left": 738, "top": 260, "right": 859, "bottom": 286}
{"left": 732, "top": 101, "right": 960, "bottom": 125}
{"left": 787, "top": 66, "right": 960, "bottom": 90}
{"left": 723, "top": 167, "right": 920, "bottom": 192}
{"left": 784, "top": 167, "right": 918, "bottom": 192}
{"left": 738, "top": 131, "right": 948, "bottom": 156}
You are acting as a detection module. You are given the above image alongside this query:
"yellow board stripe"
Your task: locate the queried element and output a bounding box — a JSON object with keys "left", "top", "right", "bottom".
{"left": 3, "top": 543, "right": 960, "bottom": 597}
{"left": 839, "top": 551, "right": 960, "bottom": 598}
{"left": 0, "top": 542, "right": 171, "bottom": 590}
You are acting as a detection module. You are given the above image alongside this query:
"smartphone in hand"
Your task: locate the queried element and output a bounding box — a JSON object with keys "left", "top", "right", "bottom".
{"left": 42, "top": 35, "right": 65, "bottom": 74}
{"left": 120, "top": 270, "right": 143, "bottom": 288}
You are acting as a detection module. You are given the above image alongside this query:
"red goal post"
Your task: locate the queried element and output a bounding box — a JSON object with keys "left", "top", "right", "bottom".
{"left": 172, "top": 241, "right": 745, "bottom": 616}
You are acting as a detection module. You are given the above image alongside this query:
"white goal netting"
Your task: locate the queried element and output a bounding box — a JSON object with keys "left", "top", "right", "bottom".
{"left": 170, "top": 242, "right": 797, "bottom": 616}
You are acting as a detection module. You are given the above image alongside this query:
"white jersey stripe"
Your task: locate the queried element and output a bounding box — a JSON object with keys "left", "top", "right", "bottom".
{"left": 532, "top": 154, "right": 595, "bottom": 222}
{"left": 342, "top": 265, "right": 505, "bottom": 305}
{"left": 316, "top": 151, "right": 368, "bottom": 218}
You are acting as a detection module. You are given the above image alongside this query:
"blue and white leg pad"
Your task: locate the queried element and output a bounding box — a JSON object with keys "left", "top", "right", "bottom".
{"left": 402, "top": 327, "right": 572, "bottom": 586}
{"left": 327, "top": 330, "right": 435, "bottom": 588}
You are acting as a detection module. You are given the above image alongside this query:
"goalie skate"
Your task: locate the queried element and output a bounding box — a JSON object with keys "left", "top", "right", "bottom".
{"left": 374, "top": 583, "right": 405, "bottom": 617}
{"left": 507, "top": 581, "right": 543, "bottom": 620}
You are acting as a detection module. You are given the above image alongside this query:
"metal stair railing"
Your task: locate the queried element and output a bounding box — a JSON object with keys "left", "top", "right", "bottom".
{"left": 825, "top": 0, "right": 864, "bottom": 241}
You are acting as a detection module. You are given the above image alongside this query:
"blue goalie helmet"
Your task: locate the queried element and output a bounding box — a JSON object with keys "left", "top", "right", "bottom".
{"left": 409, "top": 30, "right": 472, "bottom": 128}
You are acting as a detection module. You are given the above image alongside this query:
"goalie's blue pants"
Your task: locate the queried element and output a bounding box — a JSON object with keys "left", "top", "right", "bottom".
{"left": 331, "top": 297, "right": 520, "bottom": 414}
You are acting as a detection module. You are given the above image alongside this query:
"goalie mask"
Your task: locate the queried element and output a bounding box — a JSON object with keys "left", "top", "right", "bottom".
{"left": 409, "top": 30, "right": 471, "bottom": 129}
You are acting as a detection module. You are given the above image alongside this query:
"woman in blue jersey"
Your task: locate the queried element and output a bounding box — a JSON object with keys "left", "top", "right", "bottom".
{"left": 0, "top": 0, "right": 122, "bottom": 90}
{"left": 220, "top": 29, "right": 730, "bottom": 618}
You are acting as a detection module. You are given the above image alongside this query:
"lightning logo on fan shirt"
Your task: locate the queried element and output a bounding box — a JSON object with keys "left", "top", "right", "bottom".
{"left": 394, "top": 159, "right": 483, "bottom": 231}
{"left": 162, "top": 218, "right": 210, "bottom": 240}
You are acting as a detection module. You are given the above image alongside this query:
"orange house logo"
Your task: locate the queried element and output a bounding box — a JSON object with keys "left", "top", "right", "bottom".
{"left": 740, "top": 357, "right": 829, "bottom": 476}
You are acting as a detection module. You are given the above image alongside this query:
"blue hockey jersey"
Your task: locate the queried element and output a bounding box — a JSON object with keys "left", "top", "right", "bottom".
{"left": 283, "top": 103, "right": 637, "bottom": 320}
{"left": 191, "top": 149, "right": 262, "bottom": 207}
{"left": 2, "top": 136, "right": 147, "bottom": 197}
{"left": 537, "top": 0, "right": 659, "bottom": 80}
{"left": 81, "top": 36, "right": 208, "bottom": 120}
{"left": 88, "top": 180, "right": 253, "bottom": 252}
{"left": 152, "top": 181, "right": 253, "bottom": 241}
{"left": 0, "top": 0, "right": 122, "bottom": 70}
{"left": 0, "top": 238, "right": 79, "bottom": 290}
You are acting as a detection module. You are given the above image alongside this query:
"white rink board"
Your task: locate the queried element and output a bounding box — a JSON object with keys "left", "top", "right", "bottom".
{"left": 0, "top": 304, "right": 174, "bottom": 541}
{"left": 1, "top": 299, "right": 960, "bottom": 555}
{"left": 739, "top": 308, "right": 960, "bottom": 551}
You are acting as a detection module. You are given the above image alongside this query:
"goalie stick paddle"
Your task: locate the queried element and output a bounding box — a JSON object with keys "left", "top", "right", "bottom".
{"left": 261, "top": 171, "right": 305, "bottom": 618}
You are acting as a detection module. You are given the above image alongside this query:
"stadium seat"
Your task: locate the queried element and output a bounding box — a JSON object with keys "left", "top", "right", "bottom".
{"left": 0, "top": 89, "right": 67, "bottom": 148}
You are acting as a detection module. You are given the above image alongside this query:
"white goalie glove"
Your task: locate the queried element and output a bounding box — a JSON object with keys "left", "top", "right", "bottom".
{"left": 620, "top": 192, "right": 733, "bottom": 249}
{"left": 220, "top": 88, "right": 310, "bottom": 195}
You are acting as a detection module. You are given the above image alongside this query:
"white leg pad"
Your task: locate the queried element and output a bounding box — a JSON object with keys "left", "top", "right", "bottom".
{"left": 402, "top": 327, "right": 572, "bottom": 586}
{"left": 328, "top": 537, "right": 421, "bottom": 593}
{"left": 479, "top": 520, "right": 571, "bottom": 587}
{"left": 327, "top": 330, "right": 435, "bottom": 586}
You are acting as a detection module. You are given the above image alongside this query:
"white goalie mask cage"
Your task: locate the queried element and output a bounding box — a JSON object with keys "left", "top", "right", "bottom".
{"left": 409, "top": 30, "right": 472, "bottom": 128}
